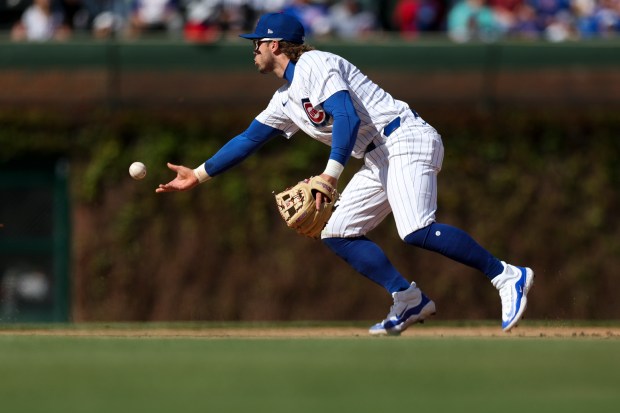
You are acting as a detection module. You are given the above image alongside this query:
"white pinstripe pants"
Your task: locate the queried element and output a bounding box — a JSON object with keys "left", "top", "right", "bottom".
{"left": 322, "top": 113, "right": 444, "bottom": 240}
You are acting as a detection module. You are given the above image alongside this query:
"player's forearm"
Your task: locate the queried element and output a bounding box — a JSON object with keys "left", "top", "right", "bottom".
{"left": 203, "top": 134, "right": 262, "bottom": 177}
{"left": 193, "top": 138, "right": 256, "bottom": 182}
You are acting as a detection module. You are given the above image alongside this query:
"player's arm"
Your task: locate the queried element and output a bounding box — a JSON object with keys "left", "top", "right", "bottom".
{"left": 200, "top": 120, "right": 283, "bottom": 178}
{"left": 156, "top": 120, "right": 283, "bottom": 193}
{"left": 321, "top": 90, "right": 360, "bottom": 180}
{"left": 315, "top": 90, "right": 360, "bottom": 208}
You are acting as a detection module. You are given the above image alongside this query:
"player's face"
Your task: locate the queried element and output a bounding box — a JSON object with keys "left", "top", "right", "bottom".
{"left": 253, "top": 40, "right": 276, "bottom": 74}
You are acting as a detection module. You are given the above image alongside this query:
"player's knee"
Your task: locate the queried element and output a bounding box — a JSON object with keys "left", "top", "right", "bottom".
{"left": 322, "top": 236, "right": 354, "bottom": 257}
{"left": 403, "top": 223, "right": 435, "bottom": 246}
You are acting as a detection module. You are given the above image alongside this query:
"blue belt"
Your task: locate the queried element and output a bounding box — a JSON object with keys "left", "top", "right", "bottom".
{"left": 365, "top": 116, "right": 401, "bottom": 154}
{"left": 384, "top": 116, "right": 401, "bottom": 137}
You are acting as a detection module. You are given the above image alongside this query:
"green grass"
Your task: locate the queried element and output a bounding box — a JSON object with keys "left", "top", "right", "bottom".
{"left": 0, "top": 331, "right": 619, "bottom": 413}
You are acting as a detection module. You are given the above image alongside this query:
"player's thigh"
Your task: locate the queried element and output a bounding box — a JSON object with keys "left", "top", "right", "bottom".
{"left": 322, "top": 166, "right": 391, "bottom": 238}
{"left": 386, "top": 153, "right": 441, "bottom": 239}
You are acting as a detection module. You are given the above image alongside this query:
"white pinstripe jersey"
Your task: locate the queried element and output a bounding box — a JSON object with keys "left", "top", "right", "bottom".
{"left": 255, "top": 50, "right": 412, "bottom": 159}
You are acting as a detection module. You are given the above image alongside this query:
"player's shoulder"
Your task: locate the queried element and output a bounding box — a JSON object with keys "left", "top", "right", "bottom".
{"left": 269, "top": 83, "right": 289, "bottom": 103}
{"left": 299, "top": 49, "right": 332, "bottom": 60}
{"left": 298, "top": 50, "right": 346, "bottom": 69}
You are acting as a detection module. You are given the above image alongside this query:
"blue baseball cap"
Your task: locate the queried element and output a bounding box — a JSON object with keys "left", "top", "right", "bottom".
{"left": 239, "top": 13, "right": 305, "bottom": 44}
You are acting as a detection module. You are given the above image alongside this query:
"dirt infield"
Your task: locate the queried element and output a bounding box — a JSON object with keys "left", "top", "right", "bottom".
{"left": 2, "top": 325, "right": 619, "bottom": 339}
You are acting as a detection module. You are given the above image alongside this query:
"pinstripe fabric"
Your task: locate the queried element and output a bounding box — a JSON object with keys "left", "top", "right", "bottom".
{"left": 254, "top": 49, "right": 443, "bottom": 240}
{"left": 323, "top": 111, "right": 444, "bottom": 239}
{"left": 255, "top": 50, "right": 409, "bottom": 158}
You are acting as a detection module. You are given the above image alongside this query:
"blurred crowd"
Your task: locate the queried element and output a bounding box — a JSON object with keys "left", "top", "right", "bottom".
{"left": 1, "top": 0, "right": 619, "bottom": 42}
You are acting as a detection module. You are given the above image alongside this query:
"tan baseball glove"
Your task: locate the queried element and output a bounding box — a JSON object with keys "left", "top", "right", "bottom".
{"left": 274, "top": 176, "right": 339, "bottom": 239}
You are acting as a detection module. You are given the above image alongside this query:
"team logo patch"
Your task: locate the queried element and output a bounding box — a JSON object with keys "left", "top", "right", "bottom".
{"left": 302, "top": 98, "right": 330, "bottom": 127}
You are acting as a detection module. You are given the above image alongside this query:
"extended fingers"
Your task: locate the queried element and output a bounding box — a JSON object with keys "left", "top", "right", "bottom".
{"left": 156, "top": 183, "right": 174, "bottom": 193}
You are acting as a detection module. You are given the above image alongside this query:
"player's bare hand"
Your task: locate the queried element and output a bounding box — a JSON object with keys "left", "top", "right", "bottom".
{"left": 155, "top": 163, "right": 199, "bottom": 193}
{"left": 315, "top": 173, "right": 338, "bottom": 210}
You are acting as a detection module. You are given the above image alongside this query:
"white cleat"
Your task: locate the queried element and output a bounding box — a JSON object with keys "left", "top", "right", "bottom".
{"left": 369, "top": 282, "right": 436, "bottom": 336}
{"left": 492, "top": 262, "right": 535, "bottom": 332}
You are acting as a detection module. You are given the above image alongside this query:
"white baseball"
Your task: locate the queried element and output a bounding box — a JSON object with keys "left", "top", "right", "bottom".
{"left": 129, "top": 162, "right": 147, "bottom": 180}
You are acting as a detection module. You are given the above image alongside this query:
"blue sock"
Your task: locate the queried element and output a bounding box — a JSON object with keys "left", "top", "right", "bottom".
{"left": 323, "top": 236, "right": 411, "bottom": 294}
{"left": 404, "top": 223, "right": 503, "bottom": 279}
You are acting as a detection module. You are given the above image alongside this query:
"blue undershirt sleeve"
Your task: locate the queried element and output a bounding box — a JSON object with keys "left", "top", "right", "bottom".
{"left": 204, "top": 120, "right": 283, "bottom": 177}
{"left": 322, "top": 90, "right": 360, "bottom": 166}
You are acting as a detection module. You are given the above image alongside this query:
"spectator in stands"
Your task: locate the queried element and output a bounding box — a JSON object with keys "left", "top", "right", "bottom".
{"left": 531, "top": 0, "right": 574, "bottom": 41}
{"left": 488, "top": 0, "right": 523, "bottom": 32}
{"left": 526, "top": 0, "right": 571, "bottom": 31}
{"left": 282, "top": 0, "right": 332, "bottom": 38}
{"left": 328, "top": 0, "right": 376, "bottom": 39}
{"left": 127, "top": 0, "right": 184, "bottom": 38}
{"left": 255, "top": 0, "right": 290, "bottom": 14}
{"left": 509, "top": 1, "right": 541, "bottom": 38}
{"left": 391, "top": 0, "right": 446, "bottom": 37}
{"left": 11, "top": 0, "right": 71, "bottom": 41}
{"left": 574, "top": 0, "right": 620, "bottom": 38}
{"left": 91, "top": 0, "right": 131, "bottom": 39}
{"left": 60, "top": 0, "right": 91, "bottom": 31}
{"left": 182, "top": 0, "right": 263, "bottom": 42}
{"left": 594, "top": 0, "right": 620, "bottom": 36}
{"left": 392, "top": 0, "right": 421, "bottom": 37}
{"left": 573, "top": 0, "right": 600, "bottom": 37}
{"left": 447, "top": 0, "right": 501, "bottom": 42}
{"left": 417, "top": 0, "right": 447, "bottom": 31}
{"left": 543, "top": 12, "right": 574, "bottom": 40}
{"left": 182, "top": 0, "right": 222, "bottom": 42}
{"left": 9, "top": 0, "right": 620, "bottom": 42}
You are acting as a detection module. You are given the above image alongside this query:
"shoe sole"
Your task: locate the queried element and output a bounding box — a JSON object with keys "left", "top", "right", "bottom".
{"left": 503, "top": 267, "right": 535, "bottom": 332}
{"left": 399, "top": 300, "right": 437, "bottom": 333}
{"left": 369, "top": 300, "right": 437, "bottom": 336}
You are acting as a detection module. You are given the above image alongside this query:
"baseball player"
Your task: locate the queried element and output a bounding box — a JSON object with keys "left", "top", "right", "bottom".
{"left": 156, "top": 12, "right": 534, "bottom": 335}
